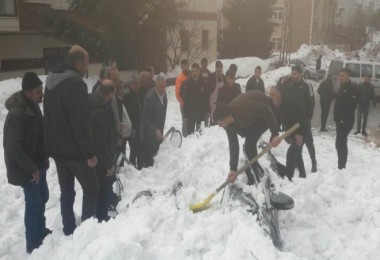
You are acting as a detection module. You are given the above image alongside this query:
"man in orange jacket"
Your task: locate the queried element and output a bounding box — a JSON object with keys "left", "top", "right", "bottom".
{"left": 175, "top": 59, "right": 190, "bottom": 136}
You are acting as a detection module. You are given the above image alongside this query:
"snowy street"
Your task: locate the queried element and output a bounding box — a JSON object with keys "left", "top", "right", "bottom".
{"left": 1, "top": 69, "right": 380, "bottom": 259}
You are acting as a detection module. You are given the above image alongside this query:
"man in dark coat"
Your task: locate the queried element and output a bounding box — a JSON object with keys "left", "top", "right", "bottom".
{"left": 44, "top": 45, "right": 99, "bottom": 236}
{"left": 124, "top": 75, "right": 144, "bottom": 169}
{"left": 140, "top": 76, "right": 168, "bottom": 167}
{"left": 317, "top": 74, "right": 335, "bottom": 131}
{"left": 88, "top": 80, "right": 116, "bottom": 222}
{"left": 217, "top": 69, "right": 241, "bottom": 104}
{"left": 246, "top": 66, "right": 265, "bottom": 93}
{"left": 334, "top": 68, "right": 357, "bottom": 169}
{"left": 3, "top": 72, "right": 51, "bottom": 253}
{"left": 213, "top": 91, "right": 281, "bottom": 185}
{"left": 280, "top": 66, "right": 314, "bottom": 180}
{"left": 355, "top": 74, "right": 376, "bottom": 136}
{"left": 180, "top": 63, "right": 208, "bottom": 136}
{"left": 208, "top": 61, "right": 225, "bottom": 125}
{"left": 303, "top": 81, "right": 317, "bottom": 173}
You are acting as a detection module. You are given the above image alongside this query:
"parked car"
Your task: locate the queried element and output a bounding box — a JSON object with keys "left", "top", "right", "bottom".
{"left": 289, "top": 58, "right": 325, "bottom": 80}
{"left": 327, "top": 58, "right": 380, "bottom": 96}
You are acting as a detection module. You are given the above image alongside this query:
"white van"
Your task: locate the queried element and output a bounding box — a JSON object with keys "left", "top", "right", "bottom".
{"left": 327, "top": 58, "right": 380, "bottom": 96}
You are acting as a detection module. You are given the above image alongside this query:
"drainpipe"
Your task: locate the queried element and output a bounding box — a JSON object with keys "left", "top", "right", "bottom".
{"left": 310, "top": 0, "right": 315, "bottom": 45}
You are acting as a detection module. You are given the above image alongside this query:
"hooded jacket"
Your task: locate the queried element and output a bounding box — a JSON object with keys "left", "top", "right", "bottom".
{"left": 44, "top": 66, "right": 95, "bottom": 160}
{"left": 334, "top": 80, "right": 357, "bottom": 125}
{"left": 3, "top": 91, "right": 45, "bottom": 186}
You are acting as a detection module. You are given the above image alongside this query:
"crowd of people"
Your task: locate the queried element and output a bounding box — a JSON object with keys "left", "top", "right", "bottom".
{"left": 3, "top": 43, "right": 376, "bottom": 254}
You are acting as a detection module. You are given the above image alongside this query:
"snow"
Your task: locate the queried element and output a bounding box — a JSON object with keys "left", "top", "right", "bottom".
{"left": 1, "top": 56, "right": 380, "bottom": 259}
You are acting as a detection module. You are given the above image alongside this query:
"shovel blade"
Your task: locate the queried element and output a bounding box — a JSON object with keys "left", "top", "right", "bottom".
{"left": 189, "top": 192, "right": 216, "bottom": 213}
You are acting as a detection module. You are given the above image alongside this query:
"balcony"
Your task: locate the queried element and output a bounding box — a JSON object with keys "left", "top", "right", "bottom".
{"left": 0, "top": 17, "right": 20, "bottom": 32}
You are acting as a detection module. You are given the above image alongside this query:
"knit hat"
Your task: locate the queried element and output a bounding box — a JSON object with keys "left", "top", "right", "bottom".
{"left": 22, "top": 72, "right": 42, "bottom": 91}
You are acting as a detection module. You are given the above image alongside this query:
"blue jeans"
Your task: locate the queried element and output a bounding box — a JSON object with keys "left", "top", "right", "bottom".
{"left": 22, "top": 169, "right": 49, "bottom": 252}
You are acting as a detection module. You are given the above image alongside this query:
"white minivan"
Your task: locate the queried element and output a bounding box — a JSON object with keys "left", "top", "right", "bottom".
{"left": 327, "top": 58, "right": 380, "bottom": 96}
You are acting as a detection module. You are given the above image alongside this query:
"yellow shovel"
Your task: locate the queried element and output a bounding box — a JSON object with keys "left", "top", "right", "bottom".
{"left": 189, "top": 123, "right": 300, "bottom": 213}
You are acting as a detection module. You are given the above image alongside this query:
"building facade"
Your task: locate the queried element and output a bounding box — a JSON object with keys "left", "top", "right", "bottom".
{"left": 167, "top": 0, "right": 218, "bottom": 70}
{"left": 271, "top": 0, "right": 335, "bottom": 53}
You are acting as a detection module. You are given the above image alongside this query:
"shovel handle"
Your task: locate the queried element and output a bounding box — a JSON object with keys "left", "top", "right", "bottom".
{"left": 215, "top": 123, "right": 300, "bottom": 193}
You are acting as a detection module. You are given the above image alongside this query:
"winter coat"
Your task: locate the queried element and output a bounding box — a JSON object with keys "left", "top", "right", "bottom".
{"left": 217, "top": 83, "right": 241, "bottom": 104}
{"left": 357, "top": 82, "right": 376, "bottom": 106}
{"left": 246, "top": 77, "right": 265, "bottom": 93}
{"left": 208, "top": 72, "right": 225, "bottom": 97}
{"left": 280, "top": 79, "right": 313, "bottom": 136}
{"left": 123, "top": 87, "right": 142, "bottom": 138}
{"left": 180, "top": 77, "right": 209, "bottom": 121}
{"left": 92, "top": 80, "right": 101, "bottom": 93}
{"left": 334, "top": 80, "right": 357, "bottom": 124}
{"left": 316, "top": 57, "right": 322, "bottom": 70}
{"left": 44, "top": 66, "right": 95, "bottom": 160}
{"left": 88, "top": 93, "right": 116, "bottom": 172}
{"left": 139, "top": 80, "right": 155, "bottom": 106}
{"left": 175, "top": 72, "right": 188, "bottom": 106}
{"left": 317, "top": 78, "right": 335, "bottom": 104}
{"left": 140, "top": 88, "right": 167, "bottom": 148}
{"left": 200, "top": 69, "right": 212, "bottom": 88}
{"left": 3, "top": 91, "right": 46, "bottom": 186}
{"left": 225, "top": 91, "right": 279, "bottom": 171}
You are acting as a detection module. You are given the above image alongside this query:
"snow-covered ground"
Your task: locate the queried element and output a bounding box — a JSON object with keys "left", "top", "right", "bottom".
{"left": 1, "top": 66, "right": 380, "bottom": 260}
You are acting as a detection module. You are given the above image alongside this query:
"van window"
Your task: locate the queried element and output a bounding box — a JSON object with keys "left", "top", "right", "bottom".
{"left": 328, "top": 60, "right": 343, "bottom": 76}
{"left": 375, "top": 65, "right": 380, "bottom": 79}
{"left": 361, "top": 64, "right": 373, "bottom": 77}
{"left": 346, "top": 63, "right": 360, "bottom": 77}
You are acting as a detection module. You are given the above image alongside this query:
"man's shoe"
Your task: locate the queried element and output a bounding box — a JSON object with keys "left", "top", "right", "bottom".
{"left": 362, "top": 130, "right": 368, "bottom": 136}
{"left": 320, "top": 128, "right": 327, "bottom": 132}
{"left": 354, "top": 131, "right": 360, "bottom": 135}
{"left": 311, "top": 160, "right": 317, "bottom": 173}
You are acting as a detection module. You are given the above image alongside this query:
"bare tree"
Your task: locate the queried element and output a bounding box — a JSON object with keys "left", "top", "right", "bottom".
{"left": 166, "top": 10, "right": 211, "bottom": 70}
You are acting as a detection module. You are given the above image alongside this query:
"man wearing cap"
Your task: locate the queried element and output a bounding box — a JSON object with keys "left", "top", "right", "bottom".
{"left": 4, "top": 72, "right": 51, "bottom": 253}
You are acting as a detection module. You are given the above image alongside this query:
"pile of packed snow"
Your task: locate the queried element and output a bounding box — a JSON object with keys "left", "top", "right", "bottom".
{"left": 1, "top": 70, "right": 380, "bottom": 260}
{"left": 291, "top": 44, "right": 345, "bottom": 71}
{"left": 359, "top": 31, "right": 380, "bottom": 60}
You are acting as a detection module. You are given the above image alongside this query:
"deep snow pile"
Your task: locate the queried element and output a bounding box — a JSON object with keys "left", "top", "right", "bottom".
{"left": 359, "top": 31, "right": 380, "bottom": 60}
{"left": 1, "top": 69, "right": 380, "bottom": 260}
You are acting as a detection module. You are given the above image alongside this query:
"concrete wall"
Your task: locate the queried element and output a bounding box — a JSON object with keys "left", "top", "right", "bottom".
{"left": 25, "top": 0, "right": 69, "bottom": 10}
{"left": 0, "top": 34, "right": 69, "bottom": 59}
{"left": 0, "top": 17, "right": 20, "bottom": 32}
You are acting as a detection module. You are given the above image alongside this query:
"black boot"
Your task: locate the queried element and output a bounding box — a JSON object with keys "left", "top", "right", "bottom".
{"left": 362, "top": 130, "right": 368, "bottom": 136}
{"left": 311, "top": 160, "right": 317, "bottom": 173}
{"left": 354, "top": 130, "right": 361, "bottom": 135}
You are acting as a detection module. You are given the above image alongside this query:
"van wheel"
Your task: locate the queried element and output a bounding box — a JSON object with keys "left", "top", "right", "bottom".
{"left": 304, "top": 72, "right": 311, "bottom": 79}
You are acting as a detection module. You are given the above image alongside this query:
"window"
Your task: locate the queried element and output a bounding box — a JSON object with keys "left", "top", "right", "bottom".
{"left": 271, "top": 37, "right": 282, "bottom": 50}
{"left": 375, "top": 65, "right": 380, "bottom": 79}
{"left": 0, "top": 0, "right": 16, "bottom": 16}
{"left": 272, "top": 7, "right": 284, "bottom": 21}
{"left": 202, "top": 30, "right": 209, "bottom": 50}
{"left": 346, "top": 63, "right": 360, "bottom": 77}
{"left": 361, "top": 64, "right": 373, "bottom": 77}
{"left": 338, "top": 8, "right": 344, "bottom": 17}
{"left": 180, "top": 30, "right": 189, "bottom": 52}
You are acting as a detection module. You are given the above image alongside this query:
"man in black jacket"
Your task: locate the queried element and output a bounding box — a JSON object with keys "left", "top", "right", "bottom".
{"left": 180, "top": 63, "right": 208, "bottom": 136}
{"left": 208, "top": 61, "right": 225, "bottom": 125}
{"left": 334, "top": 68, "right": 357, "bottom": 169}
{"left": 281, "top": 66, "right": 313, "bottom": 180}
{"left": 89, "top": 80, "right": 116, "bottom": 222}
{"left": 4, "top": 72, "right": 50, "bottom": 253}
{"left": 246, "top": 66, "right": 265, "bottom": 93}
{"left": 317, "top": 74, "right": 335, "bottom": 131}
{"left": 124, "top": 75, "right": 143, "bottom": 169}
{"left": 217, "top": 69, "right": 241, "bottom": 105}
{"left": 140, "top": 76, "right": 168, "bottom": 167}
{"left": 44, "top": 45, "right": 99, "bottom": 235}
{"left": 355, "top": 74, "right": 376, "bottom": 136}
{"left": 91, "top": 68, "right": 106, "bottom": 93}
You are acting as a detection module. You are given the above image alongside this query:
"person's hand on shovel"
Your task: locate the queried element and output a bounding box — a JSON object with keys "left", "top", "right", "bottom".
{"left": 227, "top": 171, "right": 238, "bottom": 183}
